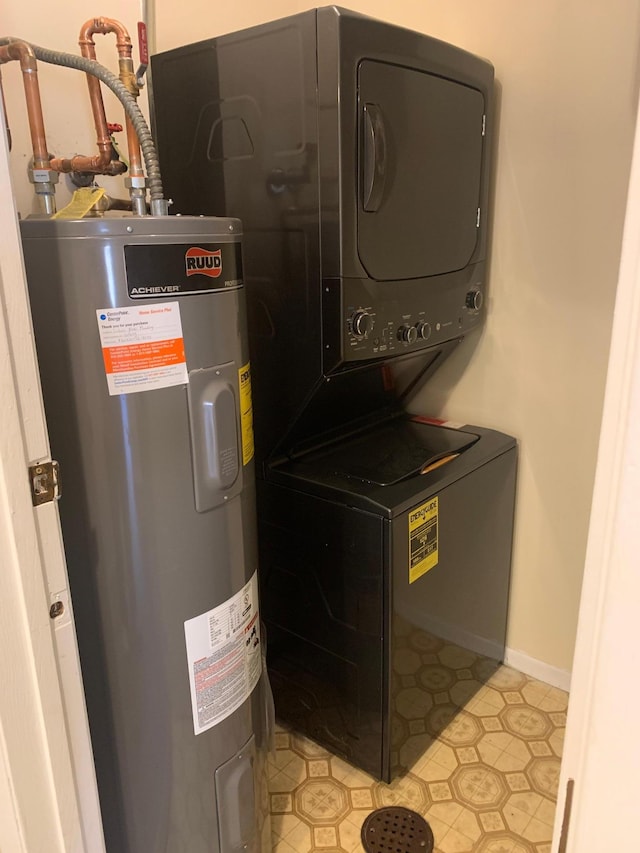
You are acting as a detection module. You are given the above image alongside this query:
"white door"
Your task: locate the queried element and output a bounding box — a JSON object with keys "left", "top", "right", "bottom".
{"left": 551, "top": 74, "right": 640, "bottom": 853}
{"left": 0, "top": 100, "right": 104, "bottom": 853}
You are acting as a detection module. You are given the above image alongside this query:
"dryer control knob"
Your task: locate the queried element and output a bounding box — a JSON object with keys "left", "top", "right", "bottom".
{"left": 397, "top": 324, "right": 418, "bottom": 344}
{"left": 351, "top": 310, "right": 372, "bottom": 338}
{"left": 466, "top": 289, "right": 483, "bottom": 311}
{"left": 416, "top": 321, "right": 432, "bottom": 341}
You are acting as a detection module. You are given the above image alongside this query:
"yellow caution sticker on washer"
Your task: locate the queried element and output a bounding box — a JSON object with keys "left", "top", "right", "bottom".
{"left": 238, "top": 362, "right": 255, "bottom": 465}
{"left": 409, "top": 496, "right": 439, "bottom": 583}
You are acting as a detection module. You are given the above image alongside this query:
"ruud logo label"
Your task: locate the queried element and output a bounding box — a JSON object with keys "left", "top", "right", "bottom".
{"left": 125, "top": 241, "right": 242, "bottom": 299}
{"left": 185, "top": 246, "right": 222, "bottom": 278}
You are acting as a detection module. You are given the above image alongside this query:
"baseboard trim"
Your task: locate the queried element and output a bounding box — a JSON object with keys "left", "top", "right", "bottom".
{"left": 504, "top": 647, "right": 572, "bottom": 692}
{"left": 397, "top": 602, "right": 505, "bottom": 662}
{"left": 396, "top": 601, "right": 572, "bottom": 692}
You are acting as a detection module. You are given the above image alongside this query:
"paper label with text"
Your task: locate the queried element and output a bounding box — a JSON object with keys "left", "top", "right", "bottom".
{"left": 184, "top": 571, "right": 261, "bottom": 735}
{"left": 96, "top": 302, "right": 188, "bottom": 396}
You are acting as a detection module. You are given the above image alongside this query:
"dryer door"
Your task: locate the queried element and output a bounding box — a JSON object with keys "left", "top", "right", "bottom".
{"left": 357, "top": 59, "right": 485, "bottom": 282}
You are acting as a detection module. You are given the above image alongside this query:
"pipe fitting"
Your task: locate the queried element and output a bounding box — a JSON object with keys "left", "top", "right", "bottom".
{"left": 28, "top": 168, "right": 57, "bottom": 215}
{"left": 33, "top": 181, "right": 56, "bottom": 196}
{"left": 37, "top": 189, "right": 56, "bottom": 216}
{"left": 129, "top": 189, "right": 147, "bottom": 217}
{"left": 150, "top": 198, "right": 170, "bottom": 216}
{"left": 49, "top": 153, "right": 127, "bottom": 175}
{"left": 124, "top": 175, "right": 146, "bottom": 189}
{"left": 118, "top": 61, "right": 139, "bottom": 97}
{"left": 29, "top": 167, "right": 59, "bottom": 184}
{"left": 79, "top": 17, "right": 132, "bottom": 57}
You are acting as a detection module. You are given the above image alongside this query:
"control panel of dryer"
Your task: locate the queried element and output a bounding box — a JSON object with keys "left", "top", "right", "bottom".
{"left": 327, "top": 264, "right": 485, "bottom": 368}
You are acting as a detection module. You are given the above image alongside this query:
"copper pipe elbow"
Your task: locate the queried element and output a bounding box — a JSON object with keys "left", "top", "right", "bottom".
{"left": 79, "top": 17, "right": 133, "bottom": 59}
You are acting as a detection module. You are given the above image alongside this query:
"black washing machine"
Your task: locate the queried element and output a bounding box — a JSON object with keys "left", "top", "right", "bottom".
{"left": 259, "top": 416, "right": 516, "bottom": 782}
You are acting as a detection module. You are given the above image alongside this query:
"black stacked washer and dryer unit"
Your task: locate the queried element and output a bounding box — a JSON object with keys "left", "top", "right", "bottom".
{"left": 152, "top": 6, "right": 516, "bottom": 783}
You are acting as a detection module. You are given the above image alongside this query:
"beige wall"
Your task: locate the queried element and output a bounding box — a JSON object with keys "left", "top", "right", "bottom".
{"left": 3, "top": 1, "right": 146, "bottom": 217}
{"left": 4, "top": 1, "right": 638, "bottom": 678}
{"left": 155, "top": 0, "right": 640, "bottom": 677}
{"left": 386, "top": 1, "right": 640, "bottom": 675}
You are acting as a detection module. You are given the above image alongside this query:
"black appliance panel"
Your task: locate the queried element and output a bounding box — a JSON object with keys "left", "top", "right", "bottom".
{"left": 258, "top": 481, "right": 388, "bottom": 779}
{"left": 291, "top": 419, "right": 480, "bottom": 486}
{"left": 152, "top": 14, "right": 322, "bottom": 469}
{"left": 315, "top": 6, "right": 494, "bottom": 280}
{"left": 270, "top": 419, "right": 514, "bottom": 517}
{"left": 388, "top": 443, "right": 516, "bottom": 779}
{"left": 336, "top": 265, "right": 484, "bottom": 367}
{"left": 261, "top": 425, "right": 517, "bottom": 781}
{"left": 151, "top": 8, "right": 495, "bottom": 467}
{"left": 357, "top": 60, "right": 485, "bottom": 282}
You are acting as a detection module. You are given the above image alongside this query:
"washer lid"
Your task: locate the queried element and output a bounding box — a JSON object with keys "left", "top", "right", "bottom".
{"left": 288, "top": 418, "right": 479, "bottom": 487}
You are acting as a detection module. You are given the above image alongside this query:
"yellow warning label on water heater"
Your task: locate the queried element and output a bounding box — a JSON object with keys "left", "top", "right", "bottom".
{"left": 238, "top": 362, "right": 255, "bottom": 466}
{"left": 409, "top": 496, "right": 439, "bottom": 583}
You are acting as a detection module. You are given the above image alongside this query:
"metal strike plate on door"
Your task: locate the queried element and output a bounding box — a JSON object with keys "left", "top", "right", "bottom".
{"left": 28, "top": 460, "right": 61, "bottom": 506}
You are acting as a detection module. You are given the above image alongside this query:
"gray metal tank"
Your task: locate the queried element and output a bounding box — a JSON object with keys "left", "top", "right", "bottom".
{"left": 21, "top": 215, "right": 273, "bottom": 853}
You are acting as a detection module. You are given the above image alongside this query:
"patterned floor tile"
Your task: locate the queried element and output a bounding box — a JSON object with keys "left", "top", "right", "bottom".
{"left": 335, "top": 816, "right": 363, "bottom": 853}
{"left": 345, "top": 787, "right": 371, "bottom": 811}
{"left": 271, "top": 793, "right": 293, "bottom": 814}
{"left": 373, "top": 773, "right": 431, "bottom": 812}
{"left": 438, "top": 825, "right": 476, "bottom": 852}
{"left": 268, "top": 652, "right": 567, "bottom": 853}
{"left": 272, "top": 839, "right": 298, "bottom": 853}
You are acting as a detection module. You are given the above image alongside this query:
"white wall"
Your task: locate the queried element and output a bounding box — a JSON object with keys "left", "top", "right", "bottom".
{"left": 155, "top": 0, "right": 640, "bottom": 679}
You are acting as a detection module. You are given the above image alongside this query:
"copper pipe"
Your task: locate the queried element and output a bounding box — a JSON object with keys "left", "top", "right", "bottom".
{"left": 79, "top": 18, "right": 143, "bottom": 179}
{"left": 48, "top": 155, "right": 126, "bottom": 176}
{"left": 0, "top": 41, "right": 49, "bottom": 168}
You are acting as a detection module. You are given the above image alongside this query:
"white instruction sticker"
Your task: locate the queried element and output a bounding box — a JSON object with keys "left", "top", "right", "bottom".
{"left": 96, "top": 302, "right": 188, "bottom": 396}
{"left": 184, "top": 571, "right": 262, "bottom": 736}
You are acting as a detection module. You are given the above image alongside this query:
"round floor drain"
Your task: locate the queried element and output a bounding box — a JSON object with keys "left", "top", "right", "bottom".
{"left": 361, "top": 806, "right": 434, "bottom": 853}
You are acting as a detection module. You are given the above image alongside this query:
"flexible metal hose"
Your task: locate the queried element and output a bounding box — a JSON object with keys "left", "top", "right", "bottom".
{"left": 0, "top": 36, "right": 167, "bottom": 214}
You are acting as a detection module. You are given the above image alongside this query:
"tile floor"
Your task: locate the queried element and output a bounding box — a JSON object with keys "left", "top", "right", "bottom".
{"left": 267, "top": 662, "right": 567, "bottom": 853}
